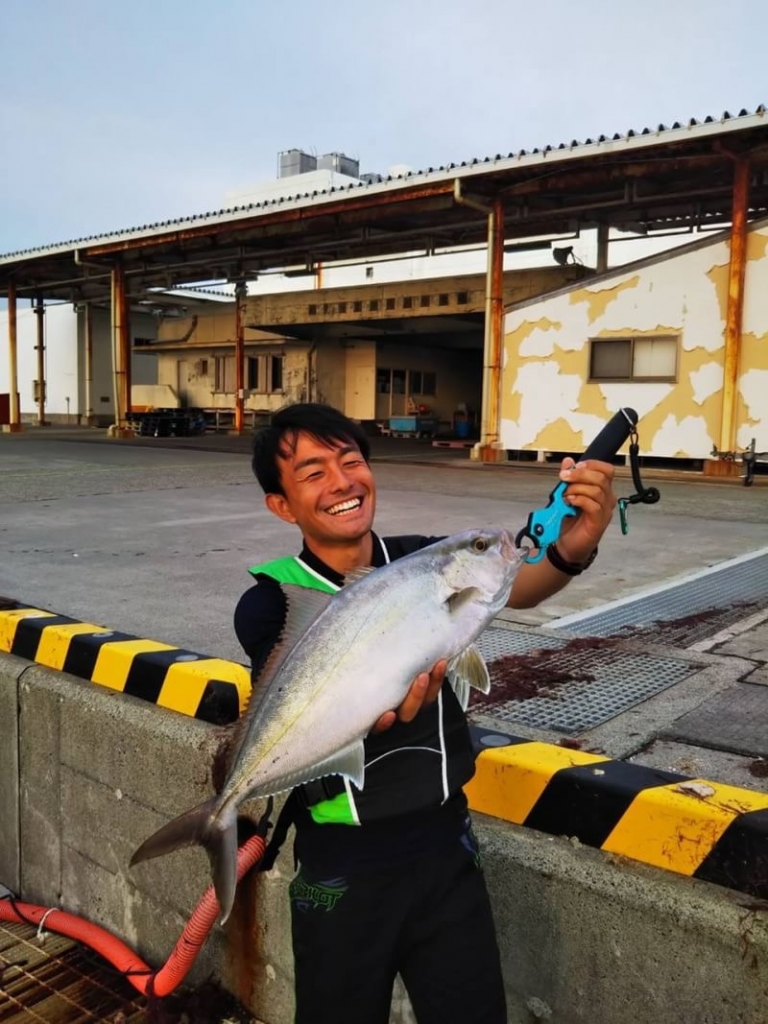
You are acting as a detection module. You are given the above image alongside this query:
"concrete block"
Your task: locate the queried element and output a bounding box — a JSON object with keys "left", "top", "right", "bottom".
{"left": 0, "top": 653, "right": 26, "bottom": 893}
{"left": 665, "top": 683, "right": 768, "bottom": 757}
{"left": 475, "top": 816, "right": 768, "bottom": 1024}
{"left": 60, "top": 842, "right": 227, "bottom": 990}
{"left": 18, "top": 665, "right": 65, "bottom": 905}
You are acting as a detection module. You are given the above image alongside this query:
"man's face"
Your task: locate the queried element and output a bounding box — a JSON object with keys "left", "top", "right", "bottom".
{"left": 266, "top": 431, "right": 376, "bottom": 547}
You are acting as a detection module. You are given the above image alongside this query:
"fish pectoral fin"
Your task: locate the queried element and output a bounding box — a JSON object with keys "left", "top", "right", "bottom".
{"left": 448, "top": 644, "right": 491, "bottom": 708}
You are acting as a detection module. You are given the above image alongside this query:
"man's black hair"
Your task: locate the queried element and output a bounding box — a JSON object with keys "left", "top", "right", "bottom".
{"left": 252, "top": 403, "right": 371, "bottom": 495}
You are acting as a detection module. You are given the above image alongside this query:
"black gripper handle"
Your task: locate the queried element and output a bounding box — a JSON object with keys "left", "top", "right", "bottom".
{"left": 580, "top": 408, "right": 637, "bottom": 463}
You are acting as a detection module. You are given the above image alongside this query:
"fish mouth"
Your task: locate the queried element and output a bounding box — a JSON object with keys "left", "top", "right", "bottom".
{"left": 325, "top": 496, "right": 364, "bottom": 517}
{"left": 500, "top": 529, "right": 521, "bottom": 563}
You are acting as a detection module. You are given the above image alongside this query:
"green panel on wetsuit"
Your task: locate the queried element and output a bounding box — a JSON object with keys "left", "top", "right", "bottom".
{"left": 309, "top": 790, "right": 358, "bottom": 825}
{"left": 248, "top": 556, "right": 337, "bottom": 594}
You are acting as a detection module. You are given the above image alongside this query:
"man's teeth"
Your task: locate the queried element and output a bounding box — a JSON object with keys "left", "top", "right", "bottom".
{"left": 328, "top": 499, "right": 362, "bottom": 516}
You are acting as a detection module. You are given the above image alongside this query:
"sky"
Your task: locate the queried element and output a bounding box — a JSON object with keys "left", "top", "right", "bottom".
{"left": 1, "top": 0, "right": 767, "bottom": 256}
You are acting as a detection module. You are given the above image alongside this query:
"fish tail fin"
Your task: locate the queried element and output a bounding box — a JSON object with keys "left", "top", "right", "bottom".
{"left": 130, "top": 797, "right": 239, "bottom": 924}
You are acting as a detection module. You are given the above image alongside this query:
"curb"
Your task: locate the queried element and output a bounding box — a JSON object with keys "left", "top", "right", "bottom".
{"left": 0, "top": 606, "right": 249, "bottom": 725}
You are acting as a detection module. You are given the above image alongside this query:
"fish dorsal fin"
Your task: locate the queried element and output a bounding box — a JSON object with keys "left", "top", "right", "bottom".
{"left": 257, "top": 738, "right": 366, "bottom": 799}
{"left": 447, "top": 644, "right": 490, "bottom": 710}
{"left": 342, "top": 565, "right": 377, "bottom": 587}
{"left": 225, "top": 584, "right": 335, "bottom": 771}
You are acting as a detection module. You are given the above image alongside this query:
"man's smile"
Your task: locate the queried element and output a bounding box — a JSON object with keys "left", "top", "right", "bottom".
{"left": 325, "top": 497, "right": 364, "bottom": 517}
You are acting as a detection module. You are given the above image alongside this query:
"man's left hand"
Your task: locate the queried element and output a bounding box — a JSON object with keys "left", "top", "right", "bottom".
{"left": 556, "top": 457, "right": 617, "bottom": 561}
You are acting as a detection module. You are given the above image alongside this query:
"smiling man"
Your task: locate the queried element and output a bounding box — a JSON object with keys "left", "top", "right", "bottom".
{"left": 234, "top": 402, "right": 616, "bottom": 1024}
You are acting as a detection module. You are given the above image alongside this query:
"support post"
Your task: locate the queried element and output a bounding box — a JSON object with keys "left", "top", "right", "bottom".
{"left": 233, "top": 280, "right": 247, "bottom": 434}
{"left": 33, "top": 295, "right": 46, "bottom": 426}
{"left": 84, "top": 303, "right": 94, "bottom": 425}
{"left": 4, "top": 280, "right": 21, "bottom": 432}
{"left": 109, "top": 263, "right": 131, "bottom": 436}
{"left": 477, "top": 198, "right": 505, "bottom": 462}
{"left": 719, "top": 157, "right": 750, "bottom": 458}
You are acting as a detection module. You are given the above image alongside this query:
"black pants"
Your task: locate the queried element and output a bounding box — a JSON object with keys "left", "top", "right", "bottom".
{"left": 289, "top": 831, "right": 507, "bottom": 1024}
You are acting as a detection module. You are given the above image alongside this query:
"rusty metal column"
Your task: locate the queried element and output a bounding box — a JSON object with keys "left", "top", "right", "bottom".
{"left": 5, "top": 280, "right": 21, "bottom": 431}
{"left": 122, "top": 283, "right": 132, "bottom": 417}
{"left": 719, "top": 157, "right": 750, "bottom": 457}
{"left": 84, "top": 302, "right": 94, "bottom": 425}
{"left": 33, "top": 295, "right": 46, "bottom": 426}
{"left": 111, "top": 263, "right": 129, "bottom": 430}
{"left": 234, "top": 280, "right": 247, "bottom": 433}
{"left": 479, "top": 198, "right": 505, "bottom": 461}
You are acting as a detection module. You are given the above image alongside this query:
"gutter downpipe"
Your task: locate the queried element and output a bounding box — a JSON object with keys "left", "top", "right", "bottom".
{"left": 4, "top": 280, "right": 21, "bottom": 431}
{"left": 453, "top": 180, "right": 505, "bottom": 462}
{"left": 719, "top": 156, "right": 750, "bottom": 462}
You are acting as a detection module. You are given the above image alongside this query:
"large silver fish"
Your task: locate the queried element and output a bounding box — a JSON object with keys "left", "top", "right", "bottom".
{"left": 130, "top": 527, "right": 523, "bottom": 922}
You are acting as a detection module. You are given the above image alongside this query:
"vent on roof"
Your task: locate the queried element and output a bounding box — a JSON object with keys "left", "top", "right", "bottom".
{"left": 318, "top": 152, "right": 360, "bottom": 178}
{"left": 279, "top": 149, "right": 318, "bottom": 178}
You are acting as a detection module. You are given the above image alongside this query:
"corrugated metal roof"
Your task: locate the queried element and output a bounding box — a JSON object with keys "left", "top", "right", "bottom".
{"left": 2, "top": 106, "right": 765, "bottom": 265}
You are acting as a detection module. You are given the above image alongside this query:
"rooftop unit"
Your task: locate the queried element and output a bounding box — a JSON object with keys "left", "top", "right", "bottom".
{"left": 279, "top": 149, "right": 318, "bottom": 178}
{"left": 318, "top": 152, "right": 360, "bottom": 179}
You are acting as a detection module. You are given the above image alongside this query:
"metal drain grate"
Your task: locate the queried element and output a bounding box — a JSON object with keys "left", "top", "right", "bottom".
{"left": 552, "top": 547, "right": 768, "bottom": 639}
{"left": 0, "top": 919, "right": 146, "bottom": 1023}
{"left": 474, "top": 627, "right": 697, "bottom": 733}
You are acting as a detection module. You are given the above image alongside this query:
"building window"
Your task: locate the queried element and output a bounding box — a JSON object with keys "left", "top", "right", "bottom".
{"left": 214, "top": 356, "right": 236, "bottom": 393}
{"left": 366, "top": 266, "right": 374, "bottom": 279}
{"left": 270, "top": 354, "right": 284, "bottom": 392}
{"left": 247, "top": 356, "right": 259, "bottom": 391}
{"left": 199, "top": 359, "right": 209, "bottom": 376}
{"left": 308, "top": 304, "right": 317, "bottom": 316}
{"left": 369, "top": 299, "right": 379, "bottom": 312}
{"left": 408, "top": 371, "right": 437, "bottom": 396}
{"left": 353, "top": 300, "right": 363, "bottom": 313}
{"left": 376, "top": 368, "right": 391, "bottom": 394}
{"left": 403, "top": 296, "right": 413, "bottom": 309}
{"left": 438, "top": 294, "right": 449, "bottom": 306}
{"left": 420, "top": 295, "right": 430, "bottom": 308}
{"left": 589, "top": 336, "right": 678, "bottom": 382}
{"left": 386, "top": 297, "right": 395, "bottom": 310}
{"left": 338, "top": 302, "right": 347, "bottom": 314}
{"left": 457, "top": 291, "right": 469, "bottom": 305}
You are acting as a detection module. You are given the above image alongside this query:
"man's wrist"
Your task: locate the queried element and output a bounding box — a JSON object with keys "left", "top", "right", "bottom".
{"left": 546, "top": 542, "right": 598, "bottom": 576}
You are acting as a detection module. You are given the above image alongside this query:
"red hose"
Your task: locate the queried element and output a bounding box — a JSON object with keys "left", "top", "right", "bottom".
{"left": 0, "top": 832, "right": 266, "bottom": 997}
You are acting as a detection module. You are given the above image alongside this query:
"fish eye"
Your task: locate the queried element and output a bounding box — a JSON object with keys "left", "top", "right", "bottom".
{"left": 472, "top": 537, "right": 489, "bottom": 553}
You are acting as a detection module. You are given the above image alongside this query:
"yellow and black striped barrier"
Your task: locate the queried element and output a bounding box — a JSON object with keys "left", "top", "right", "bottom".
{"left": 468, "top": 726, "right": 768, "bottom": 902}
{"left": 2, "top": 603, "right": 766, "bottom": 901}
{"left": 0, "top": 605, "right": 250, "bottom": 725}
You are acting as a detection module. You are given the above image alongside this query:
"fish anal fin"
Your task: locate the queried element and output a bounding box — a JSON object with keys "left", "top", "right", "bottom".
{"left": 256, "top": 739, "right": 366, "bottom": 799}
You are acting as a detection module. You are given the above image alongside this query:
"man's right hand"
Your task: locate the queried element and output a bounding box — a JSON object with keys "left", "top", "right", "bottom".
{"left": 370, "top": 659, "right": 447, "bottom": 735}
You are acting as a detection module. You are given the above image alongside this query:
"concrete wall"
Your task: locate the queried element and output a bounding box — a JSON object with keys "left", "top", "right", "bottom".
{"left": 2, "top": 651, "right": 766, "bottom": 1024}
{"left": 501, "top": 218, "right": 768, "bottom": 460}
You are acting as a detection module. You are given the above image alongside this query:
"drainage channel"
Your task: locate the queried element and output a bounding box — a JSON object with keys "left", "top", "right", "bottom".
{"left": 472, "top": 547, "right": 768, "bottom": 735}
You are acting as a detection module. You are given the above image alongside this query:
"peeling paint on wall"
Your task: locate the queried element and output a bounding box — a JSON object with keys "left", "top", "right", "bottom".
{"left": 502, "top": 220, "right": 768, "bottom": 459}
